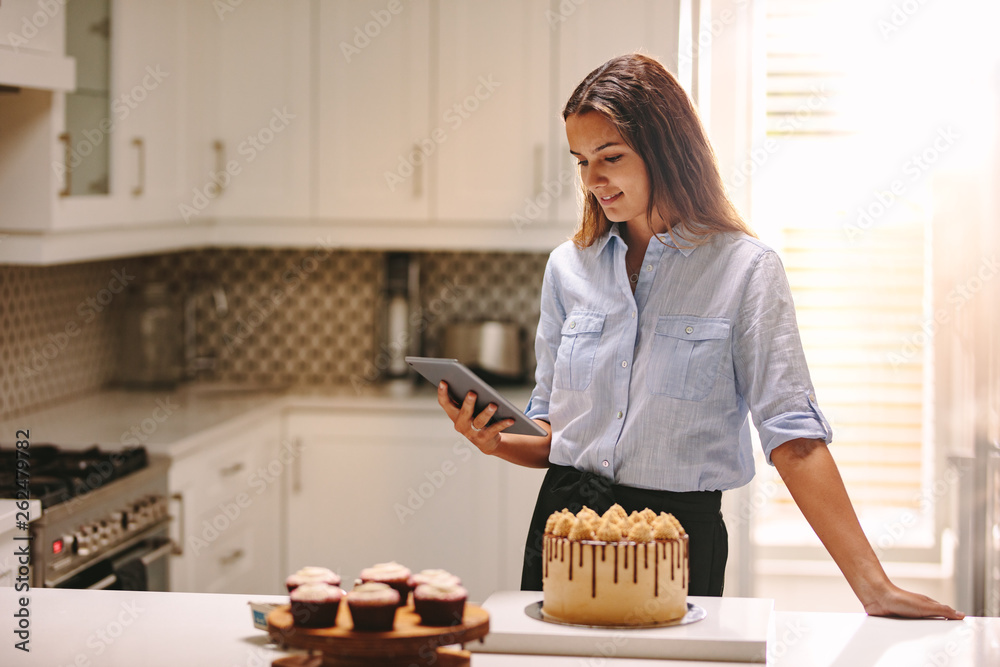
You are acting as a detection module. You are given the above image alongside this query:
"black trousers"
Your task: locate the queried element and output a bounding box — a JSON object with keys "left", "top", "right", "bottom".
{"left": 521, "top": 464, "right": 728, "bottom": 596}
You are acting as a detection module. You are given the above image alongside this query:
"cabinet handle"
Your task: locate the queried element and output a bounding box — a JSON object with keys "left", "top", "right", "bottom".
{"left": 220, "top": 548, "right": 245, "bottom": 567}
{"left": 292, "top": 438, "right": 303, "bottom": 494}
{"left": 219, "top": 462, "right": 245, "bottom": 477}
{"left": 58, "top": 132, "right": 72, "bottom": 197}
{"left": 170, "top": 492, "right": 185, "bottom": 556}
{"left": 131, "top": 137, "right": 145, "bottom": 196}
{"left": 412, "top": 143, "right": 422, "bottom": 199}
{"left": 213, "top": 140, "right": 226, "bottom": 193}
{"left": 533, "top": 143, "right": 544, "bottom": 197}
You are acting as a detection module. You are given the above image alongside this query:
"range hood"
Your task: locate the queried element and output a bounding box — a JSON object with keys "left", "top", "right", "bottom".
{"left": 0, "top": 48, "right": 74, "bottom": 91}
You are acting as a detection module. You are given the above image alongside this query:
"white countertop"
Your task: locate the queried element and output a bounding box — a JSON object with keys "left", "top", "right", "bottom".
{"left": 0, "top": 588, "right": 996, "bottom": 667}
{"left": 0, "top": 382, "right": 534, "bottom": 459}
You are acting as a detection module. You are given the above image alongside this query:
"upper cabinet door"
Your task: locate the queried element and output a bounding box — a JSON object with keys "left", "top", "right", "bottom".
{"left": 552, "top": 0, "right": 683, "bottom": 225}
{"left": 181, "top": 0, "right": 312, "bottom": 222}
{"left": 316, "top": 0, "right": 432, "bottom": 221}
{"left": 433, "top": 0, "right": 551, "bottom": 224}
{"left": 53, "top": 0, "right": 182, "bottom": 229}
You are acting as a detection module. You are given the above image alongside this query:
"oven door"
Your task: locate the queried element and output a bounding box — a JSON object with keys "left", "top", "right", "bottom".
{"left": 54, "top": 528, "right": 172, "bottom": 591}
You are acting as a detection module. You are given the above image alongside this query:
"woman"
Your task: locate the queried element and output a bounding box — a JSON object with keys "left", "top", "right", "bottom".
{"left": 436, "top": 53, "right": 962, "bottom": 618}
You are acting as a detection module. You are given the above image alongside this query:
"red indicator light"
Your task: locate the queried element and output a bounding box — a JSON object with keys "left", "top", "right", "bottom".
{"left": 52, "top": 538, "right": 64, "bottom": 555}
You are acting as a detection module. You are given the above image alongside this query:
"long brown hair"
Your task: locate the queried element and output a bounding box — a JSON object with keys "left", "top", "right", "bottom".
{"left": 563, "top": 53, "right": 754, "bottom": 248}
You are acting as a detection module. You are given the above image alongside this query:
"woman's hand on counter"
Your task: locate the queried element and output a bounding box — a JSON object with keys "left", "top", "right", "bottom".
{"left": 862, "top": 582, "right": 965, "bottom": 620}
{"left": 436, "top": 381, "right": 552, "bottom": 468}
{"left": 772, "top": 437, "right": 965, "bottom": 620}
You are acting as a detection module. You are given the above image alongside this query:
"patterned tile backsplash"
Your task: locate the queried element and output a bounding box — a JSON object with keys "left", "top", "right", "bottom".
{"left": 0, "top": 249, "right": 549, "bottom": 422}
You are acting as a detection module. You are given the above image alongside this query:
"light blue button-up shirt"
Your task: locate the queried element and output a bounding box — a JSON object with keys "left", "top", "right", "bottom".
{"left": 525, "top": 225, "right": 833, "bottom": 492}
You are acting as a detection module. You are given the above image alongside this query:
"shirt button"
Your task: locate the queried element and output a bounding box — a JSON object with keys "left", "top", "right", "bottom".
{"left": 616, "top": 411, "right": 623, "bottom": 419}
{"left": 645, "top": 264, "right": 652, "bottom": 272}
{"left": 631, "top": 311, "right": 636, "bottom": 319}
{"left": 621, "top": 360, "right": 628, "bottom": 368}
{"left": 685, "top": 326, "right": 694, "bottom": 334}
{"left": 569, "top": 321, "right": 576, "bottom": 329}
{"left": 808, "top": 393, "right": 816, "bottom": 401}
{"left": 602, "top": 460, "right": 610, "bottom": 468}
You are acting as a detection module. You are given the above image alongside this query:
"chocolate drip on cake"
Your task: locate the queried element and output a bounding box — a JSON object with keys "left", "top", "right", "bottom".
{"left": 654, "top": 542, "right": 660, "bottom": 596}
{"left": 544, "top": 537, "right": 549, "bottom": 578}
{"left": 633, "top": 544, "right": 638, "bottom": 583}
{"left": 568, "top": 541, "right": 573, "bottom": 581}
{"left": 670, "top": 541, "right": 675, "bottom": 580}
{"left": 591, "top": 544, "right": 597, "bottom": 597}
{"left": 644, "top": 543, "right": 649, "bottom": 569}
{"left": 614, "top": 546, "right": 619, "bottom": 583}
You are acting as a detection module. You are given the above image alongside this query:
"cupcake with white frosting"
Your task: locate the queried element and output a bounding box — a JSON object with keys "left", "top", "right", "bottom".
{"left": 285, "top": 566, "right": 342, "bottom": 593}
{"left": 347, "top": 582, "right": 400, "bottom": 631}
{"left": 359, "top": 561, "right": 412, "bottom": 607}
{"left": 290, "top": 582, "right": 342, "bottom": 628}
{"left": 413, "top": 582, "right": 468, "bottom": 626}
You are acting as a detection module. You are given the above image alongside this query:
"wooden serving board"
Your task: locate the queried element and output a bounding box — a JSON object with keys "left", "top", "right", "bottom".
{"left": 266, "top": 603, "right": 489, "bottom": 667}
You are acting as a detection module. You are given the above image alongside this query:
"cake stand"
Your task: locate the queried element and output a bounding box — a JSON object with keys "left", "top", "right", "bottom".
{"left": 266, "top": 603, "right": 489, "bottom": 667}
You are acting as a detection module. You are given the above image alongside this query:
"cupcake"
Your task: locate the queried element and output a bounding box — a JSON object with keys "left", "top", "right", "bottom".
{"left": 286, "top": 566, "right": 342, "bottom": 592}
{"left": 347, "top": 582, "right": 400, "bottom": 631}
{"left": 290, "top": 583, "right": 343, "bottom": 628}
{"left": 359, "top": 561, "right": 412, "bottom": 607}
{"left": 407, "top": 569, "right": 462, "bottom": 590}
{"left": 413, "top": 582, "right": 467, "bottom": 626}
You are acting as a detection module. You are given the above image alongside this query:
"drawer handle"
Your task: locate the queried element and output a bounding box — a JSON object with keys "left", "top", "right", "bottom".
{"left": 170, "top": 492, "right": 185, "bottom": 556}
{"left": 219, "top": 548, "right": 245, "bottom": 567}
{"left": 213, "top": 139, "right": 226, "bottom": 193}
{"left": 131, "top": 137, "right": 145, "bottom": 197}
{"left": 58, "top": 132, "right": 72, "bottom": 197}
{"left": 219, "top": 462, "right": 245, "bottom": 477}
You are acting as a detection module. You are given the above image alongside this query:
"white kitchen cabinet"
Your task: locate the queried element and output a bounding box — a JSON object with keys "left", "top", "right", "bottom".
{"left": 54, "top": 0, "right": 182, "bottom": 229}
{"left": 0, "top": 0, "right": 75, "bottom": 90}
{"left": 180, "top": 0, "right": 312, "bottom": 223}
{"left": 168, "top": 414, "right": 284, "bottom": 595}
{"left": 433, "top": 0, "right": 552, "bottom": 225}
{"left": 551, "top": 0, "right": 684, "bottom": 225}
{"left": 0, "top": 0, "right": 183, "bottom": 234}
{"left": 316, "top": 0, "right": 432, "bottom": 221}
{"left": 285, "top": 408, "right": 538, "bottom": 603}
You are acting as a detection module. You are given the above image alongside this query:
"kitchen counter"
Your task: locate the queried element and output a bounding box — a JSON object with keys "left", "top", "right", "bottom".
{"left": 0, "top": 382, "right": 535, "bottom": 459}
{"left": 0, "top": 588, "right": 996, "bottom": 666}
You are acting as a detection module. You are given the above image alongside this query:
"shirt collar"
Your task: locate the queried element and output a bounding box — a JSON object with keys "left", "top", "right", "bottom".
{"left": 596, "top": 223, "right": 697, "bottom": 257}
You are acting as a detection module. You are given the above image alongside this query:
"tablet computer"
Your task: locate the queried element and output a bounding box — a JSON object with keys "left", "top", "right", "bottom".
{"left": 405, "top": 356, "right": 547, "bottom": 437}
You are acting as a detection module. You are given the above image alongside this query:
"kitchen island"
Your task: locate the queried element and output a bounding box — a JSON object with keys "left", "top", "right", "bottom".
{"left": 1, "top": 588, "right": 996, "bottom": 666}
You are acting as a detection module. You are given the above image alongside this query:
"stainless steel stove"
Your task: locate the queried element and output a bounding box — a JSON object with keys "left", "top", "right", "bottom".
{"left": 0, "top": 444, "right": 172, "bottom": 590}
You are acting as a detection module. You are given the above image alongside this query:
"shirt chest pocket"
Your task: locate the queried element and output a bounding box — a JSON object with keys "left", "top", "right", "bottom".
{"left": 554, "top": 311, "right": 606, "bottom": 392}
{"left": 647, "top": 316, "right": 731, "bottom": 401}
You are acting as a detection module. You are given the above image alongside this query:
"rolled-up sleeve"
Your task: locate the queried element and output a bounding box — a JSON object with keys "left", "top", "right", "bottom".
{"left": 732, "top": 250, "right": 833, "bottom": 465}
{"left": 524, "top": 258, "right": 565, "bottom": 422}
